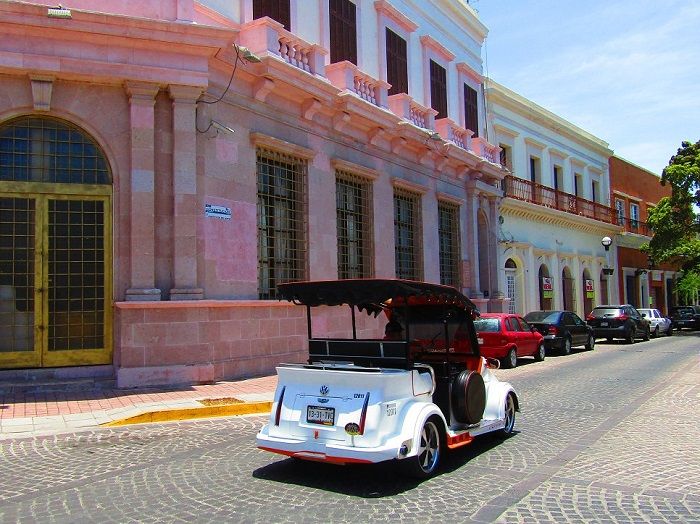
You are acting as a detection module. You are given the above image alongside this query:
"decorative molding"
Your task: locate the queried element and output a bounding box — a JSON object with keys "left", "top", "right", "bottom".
{"left": 391, "top": 177, "right": 429, "bottom": 194}
{"left": 419, "top": 34, "right": 455, "bottom": 62}
{"left": 436, "top": 192, "right": 463, "bottom": 206}
{"left": 301, "top": 97, "right": 322, "bottom": 120}
{"left": 332, "top": 111, "right": 352, "bottom": 133}
{"left": 30, "top": 75, "right": 54, "bottom": 111}
{"left": 253, "top": 77, "right": 275, "bottom": 102}
{"left": 374, "top": 0, "right": 418, "bottom": 32}
{"left": 456, "top": 62, "right": 483, "bottom": 84}
{"left": 249, "top": 132, "right": 316, "bottom": 160}
{"left": 500, "top": 198, "right": 621, "bottom": 235}
{"left": 331, "top": 158, "right": 379, "bottom": 180}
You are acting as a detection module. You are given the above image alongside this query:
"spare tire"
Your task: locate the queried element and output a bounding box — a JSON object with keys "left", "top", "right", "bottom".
{"left": 451, "top": 370, "right": 486, "bottom": 425}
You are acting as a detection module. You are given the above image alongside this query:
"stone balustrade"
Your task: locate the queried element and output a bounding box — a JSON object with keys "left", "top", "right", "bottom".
{"left": 387, "top": 93, "right": 437, "bottom": 130}
{"left": 472, "top": 136, "right": 501, "bottom": 164}
{"left": 326, "top": 61, "right": 389, "bottom": 108}
{"left": 239, "top": 17, "right": 326, "bottom": 76}
{"left": 434, "top": 118, "right": 473, "bottom": 150}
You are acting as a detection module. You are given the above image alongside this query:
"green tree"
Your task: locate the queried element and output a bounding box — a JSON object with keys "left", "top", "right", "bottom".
{"left": 645, "top": 140, "right": 700, "bottom": 301}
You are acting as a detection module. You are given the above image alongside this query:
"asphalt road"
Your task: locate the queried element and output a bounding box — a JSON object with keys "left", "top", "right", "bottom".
{"left": 0, "top": 334, "right": 699, "bottom": 523}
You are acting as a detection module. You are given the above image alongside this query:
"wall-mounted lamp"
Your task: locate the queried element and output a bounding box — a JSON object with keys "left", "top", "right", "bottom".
{"left": 601, "top": 236, "right": 612, "bottom": 251}
{"left": 210, "top": 120, "right": 235, "bottom": 135}
{"left": 635, "top": 268, "right": 648, "bottom": 277}
{"left": 602, "top": 267, "right": 615, "bottom": 276}
{"left": 47, "top": 5, "right": 72, "bottom": 18}
{"left": 647, "top": 256, "right": 655, "bottom": 270}
{"left": 237, "top": 46, "right": 262, "bottom": 63}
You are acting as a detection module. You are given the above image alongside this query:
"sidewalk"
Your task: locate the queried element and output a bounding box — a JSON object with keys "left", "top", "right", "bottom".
{"left": 0, "top": 374, "right": 278, "bottom": 439}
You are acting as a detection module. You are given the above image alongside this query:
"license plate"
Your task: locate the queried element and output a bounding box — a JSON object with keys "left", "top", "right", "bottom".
{"left": 307, "top": 405, "right": 335, "bottom": 426}
{"left": 600, "top": 322, "right": 608, "bottom": 327}
{"left": 477, "top": 337, "right": 484, "bottom": 345}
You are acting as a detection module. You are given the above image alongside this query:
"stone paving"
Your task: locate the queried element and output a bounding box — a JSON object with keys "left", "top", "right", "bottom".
{"left": 0, "top": 335, "right": 698, "bottom": 523}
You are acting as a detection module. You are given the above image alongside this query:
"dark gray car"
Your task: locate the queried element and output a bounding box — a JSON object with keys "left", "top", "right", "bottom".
{"left": 524, "top": 310, "right": 595, "bottom": 355}
{"left": 586, "top": 305, "right": 651, "bottom": 343}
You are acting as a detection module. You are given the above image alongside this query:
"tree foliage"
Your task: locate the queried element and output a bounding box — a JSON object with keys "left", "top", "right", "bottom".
{"left": 646, "top": 140, "right": 700, "bottom": 299}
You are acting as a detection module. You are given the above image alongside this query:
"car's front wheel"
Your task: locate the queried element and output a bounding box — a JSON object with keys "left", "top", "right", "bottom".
{"left": 399, "top": 419, "right": 442, "bottom": 479}
{"left": 534, "top": 343, "right": 545, "bottom": 362}
{"left": 585, "top": 334, "right": 595, "bottom": 351}
{"left": 499, "top": 393, "right": 516, "bottom": 436}
{"left": 502, "top": 348, "right": 518, "bottom": 369}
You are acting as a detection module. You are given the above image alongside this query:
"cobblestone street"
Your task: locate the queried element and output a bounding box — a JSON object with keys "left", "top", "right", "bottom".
{"left": 0, "top": 335, "right": 698, "bottom": 523}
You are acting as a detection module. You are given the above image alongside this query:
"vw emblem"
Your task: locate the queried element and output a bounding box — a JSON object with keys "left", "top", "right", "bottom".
{"left": 319, "top": 385, "right": 329, "bottom": 396}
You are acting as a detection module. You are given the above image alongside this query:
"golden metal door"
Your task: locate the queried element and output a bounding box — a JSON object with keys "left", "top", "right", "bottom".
{"left": 0, "top": 115, "right": 112, "bottom": 369}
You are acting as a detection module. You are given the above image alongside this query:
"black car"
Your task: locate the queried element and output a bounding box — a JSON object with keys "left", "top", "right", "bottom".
{"left": 524, "top": 310, "right": 595, "bottom": 355}
{"left": 586, "top": 305, "right": 651, "bottom": 343}
{"left": 669, "top": 305, "right": 700, "bottom": 330}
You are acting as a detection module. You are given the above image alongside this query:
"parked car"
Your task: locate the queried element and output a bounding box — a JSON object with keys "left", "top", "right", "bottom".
{"left": 637, "top": 308, "right": 673, "bottom": 337}
{"left": 256, "top": 279, "right": 519, "bottom": 479}
{"left": 474, "top": 313, "right": 545, "bottom": 369}
{"left": 669, "top": 305, "right": 700, "bottom": 331}
{"left": 523, "top": 310, "right": 595, "bottom": 355}
{"left": 586, "top": 305, "right": 651, "bottom": 343}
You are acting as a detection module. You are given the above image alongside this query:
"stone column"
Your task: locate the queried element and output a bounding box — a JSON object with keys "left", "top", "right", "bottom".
{"left": 169, "top": 85, "right": 204, "bottom": 300}
{"left": 125, "top": 82, "right": 161, "bottom": 301}
{"left": 465, "top": 181, "right": 481, "bottom": 297}
{"left": 526, "top": 246, "right": 537, "bottom": 313}
{"left": 487, "top": 195, "right": 508, "bottom": 312}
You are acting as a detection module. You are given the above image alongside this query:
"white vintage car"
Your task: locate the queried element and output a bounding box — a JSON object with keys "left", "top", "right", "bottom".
{"left": 256, "top": 279, "right": 520, "bottom": 478}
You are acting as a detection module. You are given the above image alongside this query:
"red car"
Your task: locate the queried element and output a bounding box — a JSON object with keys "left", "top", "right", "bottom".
{"left": 474, "top": 313, "right": 545, "bottom": 368}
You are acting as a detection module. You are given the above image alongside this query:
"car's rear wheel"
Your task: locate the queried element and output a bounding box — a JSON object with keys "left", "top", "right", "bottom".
{"left": 585, "top": 334, "right": 595, "bottom": 351}
{"left": 561, "top": 336, "right": 572, "bottom": 355}
{"left": 643, "top": 326, "right": 651, "bottom": 341}
{"left": 667, "top": 325, "right": 673, "bottom": 336}
{"left": 625, "top": 326, "right": 635, "bottom": 344}
{"left": 399, "top": 419, "right": 442, "bottom": 479}
{"left": 652, "top": 326, "right": 659, "bottom": 338}
{"left": 502, "top": 348, "right": 517, "bottom": 369}
{"left": 499, "top": 394, "right": 516, "bottom": 436}
{"left": 534, "top": 343, "right": 545, "bottom": 362}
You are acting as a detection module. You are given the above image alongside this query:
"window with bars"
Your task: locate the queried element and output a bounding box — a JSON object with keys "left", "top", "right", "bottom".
{"left": 336, "top": 172, "right": 373, "bottom": 279}
{"left": 253, "top": 0, "right": 290, "bottom": 31}
{"left": 438, "top": 202, "right": 460, "bottom": 288}
{"left": 429, "top": 60, "right": 448, "bottom": 119}
{"left": 329, "top": 0, "right": 357, "bottom": 65}
{"left": 386, "top": 28, "right": 408, "bottom": 96}
{"left": 257, "top": 148, "right": 307, "bottom": 299}
{"left": 0, "top": 116, "right": 110, "bottom": 184}
{"left": 394, "top": 189, "right": 422, "bottom": 280}
{"left": 464, "top": 84, "right": 479, "bottom": 137}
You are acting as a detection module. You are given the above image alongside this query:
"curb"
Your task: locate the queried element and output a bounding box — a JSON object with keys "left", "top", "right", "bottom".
{"left": 102, "top": 401, "right": 273, "bottom": 427}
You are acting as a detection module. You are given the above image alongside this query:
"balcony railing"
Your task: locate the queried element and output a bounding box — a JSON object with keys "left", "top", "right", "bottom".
{"left": 387, "top": 93, "right": 438, "bottom": 129}
{"left": 326, "top": 61, "right": 390, "bottom": 108}
{"left": 616, "top": 217, "right": 652, "bottom": 236}
{"left": 472, "top": 137, "right": 500, "bottom": 164}
{"left": 434, "top": 118, "right": 472, "bottom": 150}
{"left": 502, "top": 175, "right": 615, "bottom": 224}
{"left": 240, "top": 18, "right": 326, "bottom": 76}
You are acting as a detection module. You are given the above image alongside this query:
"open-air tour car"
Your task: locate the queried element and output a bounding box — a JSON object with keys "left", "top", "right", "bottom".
{"left": 256, "top": 279, "right": 520, "bottom": 478}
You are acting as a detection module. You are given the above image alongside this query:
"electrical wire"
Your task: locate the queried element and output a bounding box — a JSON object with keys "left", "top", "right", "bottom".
{"left": 196, "top": 44, "right": 242, "bottom": 133}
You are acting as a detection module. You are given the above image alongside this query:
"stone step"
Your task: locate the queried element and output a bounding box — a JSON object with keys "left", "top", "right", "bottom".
{"left": 0, "top": 365, "right": 116, "bottom": 395}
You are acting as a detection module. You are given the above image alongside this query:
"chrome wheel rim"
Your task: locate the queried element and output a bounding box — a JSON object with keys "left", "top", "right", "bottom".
{"left": 564, "top": 338, "right": 571, "bottom": 354}
{"left": 538, "top": 344, "right": 545, "bottom": 360}
{"left": 509, "top": 349, "right": 517, "bottom": 368}
{"left": 417, "top": 421, "right": 440, "bottom": 473}
{"left": 504, "top": 395, "right": 515, "bottom": 433}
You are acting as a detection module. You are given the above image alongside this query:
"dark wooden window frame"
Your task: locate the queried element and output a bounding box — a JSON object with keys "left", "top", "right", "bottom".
{"left": 386, "top": 28, "right": 408, "bottom": 96}
{"left": 429, "top": 59, "right": 448, "bottom": 119}
{"left": 464, "top": 83, "right": 479, "bottom": 137}
{"left": 252, "top": 0, "right": 291, "bottom": 31}
{"left": 329, "top": 0, "right": 357, "bottom": 65}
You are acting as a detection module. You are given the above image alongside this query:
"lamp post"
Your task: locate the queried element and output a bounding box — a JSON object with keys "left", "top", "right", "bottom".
{"left": 601, "top": 237, "right": 614, "bottom": 276}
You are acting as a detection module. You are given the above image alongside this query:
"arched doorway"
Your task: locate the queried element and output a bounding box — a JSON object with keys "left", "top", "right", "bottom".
{"left": 504, "top": 258, "right": 518, "bottom": 314}
{"left": 0, "top": 116, "right": 112, "bottom": 369}
{"left": 562, "top": 266, "right": 575, "bottom": 312}
{"left": 538, "top": 264, "right": 552, "bottom": 310}
{"left": 582, "top": 268, "right": 594, "bottom": 316}
{"left": 477, "top": 210, "right": 490, "bottom": 297}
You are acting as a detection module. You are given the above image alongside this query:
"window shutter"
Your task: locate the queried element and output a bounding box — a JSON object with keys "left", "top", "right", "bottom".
{"left": 386, "top": 29, "right": 408, "bottom": 95}
{"left": 253, "top": 0, "right": 291, "bottom": 31}
{"left": 330, "top": 0, "right": 357, "bottom": 65}
{"left": 464, "top": 84, "right": 479, "bottom": 137}
{"left": 429, "top": 60, "right": 447, "bottom": 119}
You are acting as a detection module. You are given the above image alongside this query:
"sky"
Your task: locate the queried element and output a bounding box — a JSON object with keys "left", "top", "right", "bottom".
{"left": 471, "top": 0, "right": 700, "bottom": 176}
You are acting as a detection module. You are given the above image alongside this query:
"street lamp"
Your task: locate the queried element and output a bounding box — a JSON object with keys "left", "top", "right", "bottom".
{"left": 601, "top": 237, "right": 614, "bottom": 275}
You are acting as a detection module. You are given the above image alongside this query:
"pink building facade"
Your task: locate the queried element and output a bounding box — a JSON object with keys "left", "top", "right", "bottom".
{"left": 0, "top": 0, "right": 506, "bottom": 387}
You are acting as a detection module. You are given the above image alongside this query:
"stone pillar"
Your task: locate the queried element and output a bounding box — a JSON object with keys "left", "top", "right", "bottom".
{"left": 465, "top": 181, "right": 481, "bottom": 297}
{"left": 169, "top": 85, "right": 204, "bottom": 300}
{"left": 526, "top": 246, "right": 537, "bottom": 313}
{"left": 125, "top": 82, "right": 161, "bottom": 301}
{"left": 422, "top": 190, "right": 439, "bottom": 283}
{"left": 487, "top": 195, "right": 508, "bottom": 312}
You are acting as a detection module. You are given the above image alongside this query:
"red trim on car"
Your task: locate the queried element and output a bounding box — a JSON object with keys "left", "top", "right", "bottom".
{"left": 447, "top": 433, "right": 474, "bottom": 449}
{"left": 257, "top": 447, "right": 374, "bottom": 464}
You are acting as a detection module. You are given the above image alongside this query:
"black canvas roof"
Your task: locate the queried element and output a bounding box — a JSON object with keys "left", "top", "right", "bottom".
{"left": 277, "top": 279, "right": 478, "bottom": 314}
